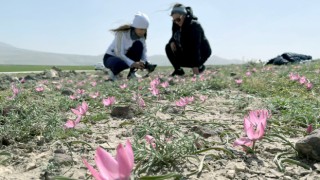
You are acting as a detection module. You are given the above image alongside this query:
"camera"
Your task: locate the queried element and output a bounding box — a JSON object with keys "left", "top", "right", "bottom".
{"left": 144, "top": 61, "right": 157, "bottom": 73}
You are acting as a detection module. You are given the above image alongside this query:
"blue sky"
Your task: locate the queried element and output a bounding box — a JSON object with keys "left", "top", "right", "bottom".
{"left": 1, "top": 0, "right": 319, "bottom": 61}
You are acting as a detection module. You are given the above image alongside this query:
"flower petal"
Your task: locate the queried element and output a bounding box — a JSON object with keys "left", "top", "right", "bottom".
{"left": 74, "top": 116, "right": 82, "bottom": 124}
{"left": 125, "top": 140, "right": 134, "bottom": 167}
{"left": 233, "top": 137, "right": 253, "bottom": 147}
{"left": 95, "top": 147, "right": 119, "bottom": 180}
{"left": 116, "top": 141, "right": 134, "bottom": 179}
{"left": 82, "top": 101, "right": 89, "bottom": 112}
{"left": 71, "top": 108, "right": 81, "bottom": 116}
{"left": 83, "top": 158, "right": 104, "bottom": 180}
{"left": 64, "top": 120, "right": 75, "bottom": 129}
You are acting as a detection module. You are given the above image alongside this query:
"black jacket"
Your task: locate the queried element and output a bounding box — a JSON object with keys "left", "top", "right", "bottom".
{"left": 169, "top": 9, "right": 211, "bottom": 66}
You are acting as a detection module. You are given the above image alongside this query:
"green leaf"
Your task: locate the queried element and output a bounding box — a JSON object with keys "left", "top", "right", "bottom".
{"left": 52, "top": 176, "right": 77, "bottom": 180}
{"left": 139, "top": 173, "right": 183, "bottom": 180}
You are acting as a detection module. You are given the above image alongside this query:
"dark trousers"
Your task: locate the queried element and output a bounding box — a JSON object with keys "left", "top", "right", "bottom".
{"left": 165, "top": 43, "right": 210, "bottom": 69}
{"left": 103, "top": 41, "right": 143, "bottom": 75}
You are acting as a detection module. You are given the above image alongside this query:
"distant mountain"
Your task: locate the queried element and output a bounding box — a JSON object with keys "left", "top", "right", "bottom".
{"left": 0, "top": 42, "right": 242, "bottom": 66}
{"left": 0, "top": 42, "right": 102, "bottom": 66}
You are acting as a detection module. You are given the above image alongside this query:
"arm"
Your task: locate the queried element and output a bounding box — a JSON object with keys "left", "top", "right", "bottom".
{"left": 113, "top": 32, "right": 135, "bottom": 67}
{"left": 189, "top": 21, "right": 203, "bottom": 66}
{"left": 140, "top": 39, "right": 148, "bottom": 63}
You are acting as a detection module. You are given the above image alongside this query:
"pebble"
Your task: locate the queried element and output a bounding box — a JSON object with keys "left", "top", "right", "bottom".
{"left": 234, "top": 162, "right": 246, "bottom": 172}
{"left": 226, "top": 170, "right": 235, "bottom": 179}
{"left": 25, "top": 162, "right": 37, "bottom": 171}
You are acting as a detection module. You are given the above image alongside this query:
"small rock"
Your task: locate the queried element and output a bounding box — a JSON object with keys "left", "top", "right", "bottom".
{"left": 190, "top": 126, "right": 221, "bottom": 138}
{"left": 61, "top": 88, "right": 75, "bottom": 96}
{"left": 111, "top": 106, "right": 134, "bottom": 119}
{"left": 53, "top": 153, "right": 73, "bottom": 166}
{"left": 268, "top": 169, "right": 283, "bottom": 178}
{"left": 54, "top": 149, "right": 66, "bottom": 154}
{"left": 25, "top": 162, "right": 37, "bottom": 171}
{"left": 295, "top": 129, "right": 320, "bottom": 161}
{"left": 226, "top": 161, "right": 246, "bottom": 172}
{"left": 35, "top": 136, "right": 45, "bottom": 146}
{"left": 226, "top": 170, "right": 235, "bottom": 179}
{"left": 283, "top": 176, "right": 292, "bottom": 180}
{"left": 0, "top": 166, "right": 13, "bottom": 175}
{"left": 314, "top": 163, "right": 320, "bottom": 172}
{"left": 234, "top": 163, "right": 246, "bottom": 172}
{"left": 165, "top": 106, "right": 184, "bottom": 115}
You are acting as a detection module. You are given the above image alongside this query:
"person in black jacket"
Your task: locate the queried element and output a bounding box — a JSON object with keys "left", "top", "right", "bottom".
{"left": 165, "top": 3, "right": 212, "bottom": 76}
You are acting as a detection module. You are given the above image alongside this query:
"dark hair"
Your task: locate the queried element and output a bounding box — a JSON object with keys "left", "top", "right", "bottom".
{"left": 173, "top": 3, "right": 183, "bottom": 8}
{"left": 171, "top": 3, "right": 197, "bottom": 20}
{"left": 110, "top": 25, "right": 147, "bottom": 39}
{"left": 110, "top": 24, "right": 131, "bottom": 32}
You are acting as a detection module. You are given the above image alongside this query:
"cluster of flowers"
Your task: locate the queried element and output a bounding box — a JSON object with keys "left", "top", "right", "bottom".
{"left": 289, "top": 72, "right": 313, "bottom": 90}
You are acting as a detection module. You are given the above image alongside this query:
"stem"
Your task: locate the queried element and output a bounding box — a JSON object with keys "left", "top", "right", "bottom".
{"left": 252, "top": 140, "right": 256, "bottom": 152}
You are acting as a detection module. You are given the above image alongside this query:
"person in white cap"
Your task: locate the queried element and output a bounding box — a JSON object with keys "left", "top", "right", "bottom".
{"left": 103, "top": 12, "right": 157, "bottom": 81}
{"left": 165, "top": 3, "right": 211, "bottom": 77}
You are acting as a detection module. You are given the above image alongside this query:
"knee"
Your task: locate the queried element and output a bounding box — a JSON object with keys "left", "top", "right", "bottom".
{"left": 165, "top": 43, "right": 171, "bottom": 54}
{"left": 132, "top": 40, "right": 143, "bottom": 50}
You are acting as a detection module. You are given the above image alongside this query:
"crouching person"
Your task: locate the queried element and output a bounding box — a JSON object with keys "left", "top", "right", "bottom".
{"left": 103, "top": 12, "right": 157, "bottom": 81}
{"left": 166, "top": 3, "right": 211, "bottom": 76}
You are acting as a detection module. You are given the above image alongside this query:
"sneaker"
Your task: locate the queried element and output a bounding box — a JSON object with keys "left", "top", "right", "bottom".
{"left": 170, "top": 68, "right": 185, "bottom": 77}
{"left": 127, "top": 71, "right": 142, "bottom": 80}
{"left": 199, "top": 65, "right": 206, "bottom": 74}
{"left": 106, "top": 69, "right": 118, "bottom": 81}
{"left": 145, "top": 62, "right": 157, "bottom": 73}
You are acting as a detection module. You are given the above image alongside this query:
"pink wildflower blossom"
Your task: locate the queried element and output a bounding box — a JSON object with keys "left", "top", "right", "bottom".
{"left": 83, "top": 140, "right": 134, "bottom": 180}
{"left": 103, "top": 97, "right": 116, "bottom": 106}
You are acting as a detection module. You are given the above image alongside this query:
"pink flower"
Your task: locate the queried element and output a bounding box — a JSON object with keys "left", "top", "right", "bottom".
{"left": 235, "top": 79, "right": 243, "bottom": 85}
{"left": 299, "top": 76, "right": 307, "bottom": 84}
{"left": 306, "top": 124, "right": 313, "bottom": 134}
{"left": 150, "top": 78, "right": 160, "bottom": 88}
{"left": 69, "top": 95, "right": 79, "bottom": 100}
{"left": 8, "top": 84, "right": 19, "bottom": 100}
{"left": 56, "top": 85, "right": 62, "bottom": 90}
{"left": 64, "top": 116, "right": 82, "bottom": 129}
{"left": 103, "top": 97, "right": 116, "bottom": 106}
{"left": 175, "top": 97, "right": 188, "bottom": 107}
{"left": 19, "top": 78, "right": 25, "bottom": 83}
{"left": 35, "top": 86, "right": 44, "bottom": 92}
{"left": 91, "top": 81, "right": 97, "bottom": 87}
{"left": 246, "top": 71, "right": 251, "bottom": 76}
{"left": 77, "top": 81, "right": 86, "bottom": 86}
{"left": 89, "top": 92, "right": 100, "bottom": 99}
{"left": 233, "top": 137, "right": 253, "bottom": 147}
{"left": 42, "top": 80, "right": 49, "bottom": 85}
{"left": 145, "top": 135, "right": 156, "bottom": 149}
{"left": 244, "top": 110, "right": 268, "bottom": 141}
{"left": 289, "top": 73, "right": 300, "bottom": 81}
{"left": 199, "top": 95, "right": 208, "bottom": 102}
{"left": 186, "top": 96, "right": 194, "bottom": 103}
{"left": 120, "top": 84, "right": 127, "bottom": 89}
{"left": 83, "top": 140, "right": 134, "bottom": 180}
{"left": 149, "top": 87, "right": 159, "bottom": 96}
{"left": 306, "top": 82, "right": 313, "bottom": 90}
{"left": 160, "top": 82, "right": 169, "bottom": 88}
{"left": 234, "top": 110, "right": 269, "bottom": 152}
{"left": 199, "top": 75, "right": 205, "bottom": 81}
{"left": 77, "top": 89, "right": 86, "bottom": 94}
{"left": 138, "top": 97, "right": 146, "bottom": 108}
{"left": 71, "top": 101, "right": 89, "bottom": 116}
